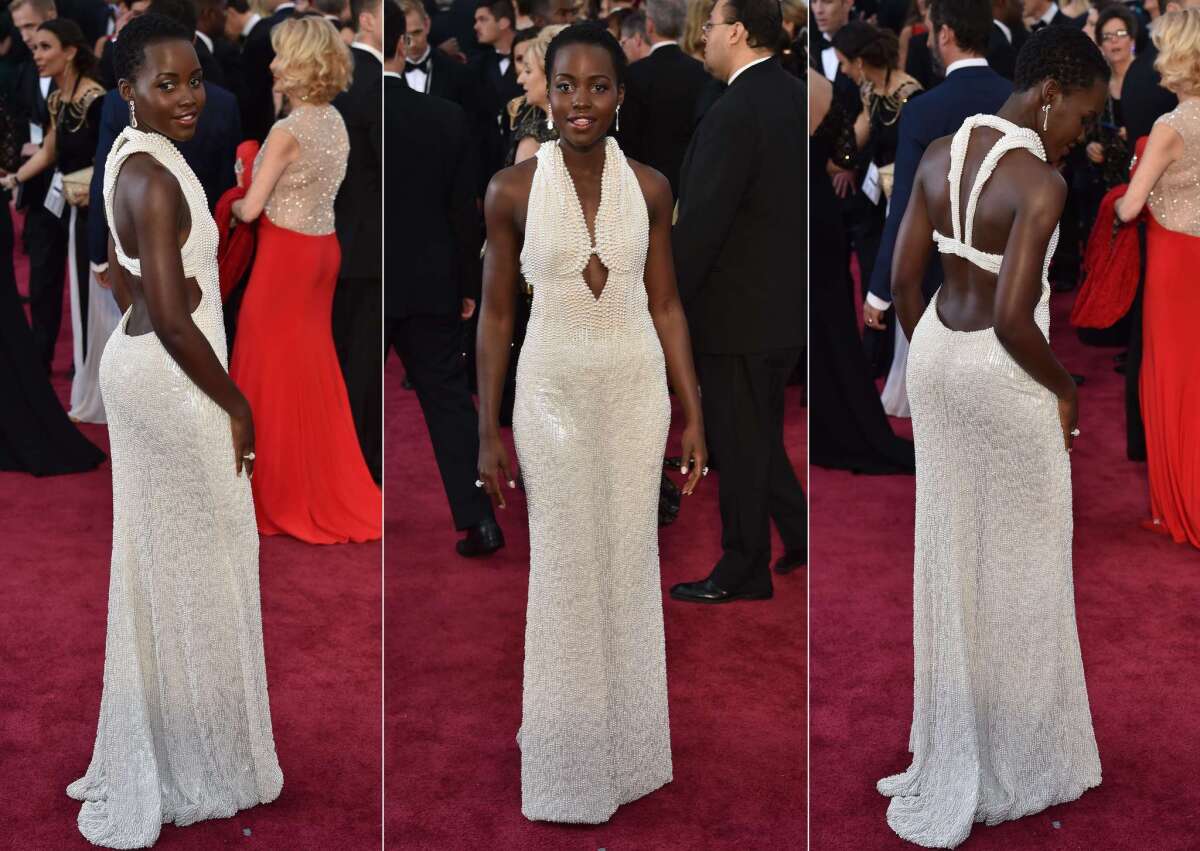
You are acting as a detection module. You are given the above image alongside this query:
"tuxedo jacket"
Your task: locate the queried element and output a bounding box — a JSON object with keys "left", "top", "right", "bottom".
{"left": 1122, "top": 43, "right": 1177, "bottom": 146}
{"left": 241, "top": 6, "right": 296, "bottom": 143}
{"left": 674, "top": 58, "right": 806, "bottom": 354}
{"left": 473, "top": 49, "right": 523, "bottom": 177}
{"left": 14, "top": 59, "right": 53, "bottom": 209}
{"left": 988, "top": 22, "right": 1017, "bottom": 81}
{"left": 406, "top": 49, "right": 478, "bottom": 117}
{"left": 866, "top": 64, "right": 1011, "bottom": 304}
{"left": 88, "top": 84, "right": 242, "bottom": 265}
{"left": 387, "top": 76, "right": 481, "bottom": 319}
{"left": 332, "top": 47, "right": 383, "bottom": 280}
{"left": 616, "top": 44, "right": 710, "bottom": 198}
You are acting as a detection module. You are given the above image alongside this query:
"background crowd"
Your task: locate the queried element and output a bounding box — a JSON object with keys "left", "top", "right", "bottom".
{"left": 0, "top": 0, "right": 382, "bottom": 543}
{"left": 393, "top": 0, "right": 808, "bottom": 569}
{"left": 809, "top": 0, "right": 1200, "bottom": 548}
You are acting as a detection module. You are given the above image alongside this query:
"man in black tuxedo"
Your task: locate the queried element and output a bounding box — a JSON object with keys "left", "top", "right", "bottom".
{"left": 400, "top": 0, "right": 476, "bottom": 111}
{"left": 471, "top": 0, "right": 520, "bottom": 181}
{"left": 332, "top": 0, "right": 384, "bottom": 481}
{"left": 10, "top": 0, "right": 68, "bottom": 371}
{"left": 616, "top": 0, "right": 709, "bottom": 198}
{"left": 386, "top": 2, "right": 503, "bottom": 556}
{"left": 196, "top": 0, "right": 244, "bottom": 91}
{"left": 225, "top": 0, "right": 270, "bottom": 47}
{"left": 863, "top": 0, "right": 1010, "bottom": 329}
{"left": 670, "top": 0, "right": 807, "bottom": 603}
{"left": 56, "top": 0, "right": 110, "bottom": 43}
{"left": 987, "top": 0, "right": 1026, "bottom": 79}
{"left": 240, "top": 0, "right": 298, "bottom": 142}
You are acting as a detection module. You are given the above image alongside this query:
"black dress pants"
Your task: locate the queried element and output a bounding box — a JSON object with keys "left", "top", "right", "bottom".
{"left": 697, "top": 347, "right": 808, "bottom": 594}
{"left": 334, "top": 275, "right": 383, "bottom": 482}
{"left": 389, "top": 313, "right": 495, "bottom": 531}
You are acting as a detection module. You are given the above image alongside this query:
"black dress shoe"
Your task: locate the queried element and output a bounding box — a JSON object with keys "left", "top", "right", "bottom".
{"left": 456, "top": 521, "right": 504, "bottom": 557}
{"left": 669, "top": 578, "right": 772, "bottom": 604}
{"left": 773, "top": 549, "right": 806, "bottom": 575}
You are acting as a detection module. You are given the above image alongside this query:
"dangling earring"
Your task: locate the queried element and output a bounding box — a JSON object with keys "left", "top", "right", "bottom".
{"left": 615, "top": 104, "right": 621, "bottom": 132}
{"left": 546, "top": 106, "right": 553, "bottom": 131}
{"left": 129, "top": 99, "right": 137, "bottom": 129}
{"left": 1041, "top": 103, "right": 1051, "bottom": 132}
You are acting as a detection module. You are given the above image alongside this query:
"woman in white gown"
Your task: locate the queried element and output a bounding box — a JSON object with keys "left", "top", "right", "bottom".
{"left": 67, "top": 15, "right": 282, "bottom": 847}
{"left": 475, "top": 24, "right": 708, "bottom": 823}
{"left": 882, "top": 26, "right": 1107, "bottom": 848}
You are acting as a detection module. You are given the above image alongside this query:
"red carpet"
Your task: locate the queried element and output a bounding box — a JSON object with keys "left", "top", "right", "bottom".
{"left": 385, "top": 355, "right": 806, "bottom": 848}
{"left": 811, "top": 292, "right": 1200, "bottom": 850}
{"left": 1, "top": 213, "right": 381, "bottom": 848}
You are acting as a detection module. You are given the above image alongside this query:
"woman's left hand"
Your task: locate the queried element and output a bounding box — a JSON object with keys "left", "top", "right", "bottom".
{"left": 678, "top": 422, "right": 708, "bottom": 496}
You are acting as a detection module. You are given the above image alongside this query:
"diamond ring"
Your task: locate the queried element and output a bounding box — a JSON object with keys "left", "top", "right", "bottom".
{"left": 243, "top": 451, "right": 256, "bottom": 461}
{"left": 474, "top": 479, "right": 484, "bottom": 488}
{"left": 1070, "top": 428, "right": 1080, "bottom": 437}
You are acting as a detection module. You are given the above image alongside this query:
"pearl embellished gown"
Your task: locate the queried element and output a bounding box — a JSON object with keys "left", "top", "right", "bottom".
{"left": 878, "top": 115, "right": 1101, "bottom": 848}
{"left": 513, "top": 138, "right": 673, "bottom": 823}
{"left": 68, "top": 126, "right": 283, "bottom": 848}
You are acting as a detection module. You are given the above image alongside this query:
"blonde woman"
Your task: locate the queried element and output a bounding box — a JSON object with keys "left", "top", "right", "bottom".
{"left": 229, "top": 16, "right": 382, "bottom": 544}
{"left": 1116, "top": 8, "right": 1200, "bottom": 547}
{"left": 681, "top": 0, "right": 709, "bottom": 60}
{"left": 509, "top": 24, "right": 567, "bottom": 164}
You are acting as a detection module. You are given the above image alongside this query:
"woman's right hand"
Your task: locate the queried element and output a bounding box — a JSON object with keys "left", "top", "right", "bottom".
{"left": 1058, "top": 390, "right": 1078, "bottom": 453}
{"left": 231, "top": 402, "right": 256, "bottom": 478}
{"left": 478, "top": 433, "right": 515, "bottom": 509}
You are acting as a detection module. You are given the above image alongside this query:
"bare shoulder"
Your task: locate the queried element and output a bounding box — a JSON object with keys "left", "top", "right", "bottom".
{"left": 485, "top": 157, "right": 538, "bottom": 220}
{"left": 915, "top": 135, "right": 953, "bottom": 188}
{"left": 1000, "top": 149, "right": 1066, "bottom": 212}
{"left": 116, "top": 152, "right": 182, "bottom": 208}
{"left": 626, "top": 158, "right": 672, "bottom": 212}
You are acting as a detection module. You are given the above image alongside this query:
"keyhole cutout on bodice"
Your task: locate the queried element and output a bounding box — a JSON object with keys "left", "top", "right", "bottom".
{"left": 562, "top": 148, "right": 610, "bottom": 301}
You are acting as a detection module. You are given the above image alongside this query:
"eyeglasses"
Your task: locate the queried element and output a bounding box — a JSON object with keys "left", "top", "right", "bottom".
{"left": 701, "top": 19, "right": 737, "bottom": 36}
{"left": 1100, "top": 29, "right": 1130, "bottom": 42}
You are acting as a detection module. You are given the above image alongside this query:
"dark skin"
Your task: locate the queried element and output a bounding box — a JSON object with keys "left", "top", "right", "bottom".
{"left": 892, "top": 76, "right": 1107, "bottom": 452}
{"left": 108, "top": 39, "right": 256, "bottom": 478}
{"left": 476, "top": 42, "right": 707, "bottom": 508}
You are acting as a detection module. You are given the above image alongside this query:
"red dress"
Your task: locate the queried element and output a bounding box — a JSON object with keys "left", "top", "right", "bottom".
{"left": 229, "top": 105, "right": 381, "bottom": 544}
{"left": 1140, "top": 101, "right": 1200, "bottom": 547}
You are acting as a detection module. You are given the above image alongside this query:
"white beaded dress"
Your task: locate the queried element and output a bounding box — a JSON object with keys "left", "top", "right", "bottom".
{"left": 512, "top": 138, "right": 673, "bottom": 823}
{"left": 878, "top": 115, "right": 1101, "bottom": 848}
{"left": 68, "top": 126, "right": 283, "bottom": 848}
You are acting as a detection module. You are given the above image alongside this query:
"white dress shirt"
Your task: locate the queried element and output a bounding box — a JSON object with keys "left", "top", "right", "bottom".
{"left": 728, "top": 55, "right": 771, "bottom": 86}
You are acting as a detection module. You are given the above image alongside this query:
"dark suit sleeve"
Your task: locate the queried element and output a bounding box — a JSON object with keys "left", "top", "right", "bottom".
{"left": 867, "top": 101, "right": 926, "bottom": 303}
{"left": 448, "top": 109, "right": 481, "bottom": 301}
{"left": 672, "top": 101, "right": 756, "bottom": 306}
{"left": 90, "top": 93, "right": 123, "bottom": 266}
{"left": 215, "top": 97, "right": 242, "bottom": 204}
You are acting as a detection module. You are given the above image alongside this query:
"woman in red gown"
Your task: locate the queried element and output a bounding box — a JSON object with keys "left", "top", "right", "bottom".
{"left": 229, "top": 17, "right": 380, "bottom": 544}
{"left": 1116, "top": 10, "right": 1200, "bottom": 547}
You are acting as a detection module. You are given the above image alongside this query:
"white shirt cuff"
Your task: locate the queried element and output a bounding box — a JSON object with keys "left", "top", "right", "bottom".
{"left": 866, "top": 291, "right": 892, "bottom": 311}
{"left": 90, "top": 261, "right": 109, "bottom": 275}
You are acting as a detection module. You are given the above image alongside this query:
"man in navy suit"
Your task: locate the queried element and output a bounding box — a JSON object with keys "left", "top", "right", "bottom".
{"left": 862, "top": 0, "right": 1010, "bottom": 331}
{"left": 87, "top": 78, "right": 241, "bottom": 288}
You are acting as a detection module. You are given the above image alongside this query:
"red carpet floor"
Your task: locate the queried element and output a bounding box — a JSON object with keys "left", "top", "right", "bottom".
{"left": 811, "top": 291, "right": 1200, "bottom": 850}
{"left": 1, "top": 213, "right": 382, "bottom": 849}
{"left": 384, "top": 355, "right": 806, "bottom": 849}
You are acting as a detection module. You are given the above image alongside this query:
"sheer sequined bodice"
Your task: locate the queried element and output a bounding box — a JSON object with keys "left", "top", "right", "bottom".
{"left": 933, "top": 113, "right": 1056, "bottom": 338}
{"left": 256, "top": 103, "right": 348, "bottom": 235}
{"left": 1148, "top": 99, "right": 1200, "bottom": 238}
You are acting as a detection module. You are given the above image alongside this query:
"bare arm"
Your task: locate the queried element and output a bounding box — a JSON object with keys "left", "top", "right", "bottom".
{"left": 232, "top": 125, "right": 299, "bottom": 222}
{"left": 1116, "top": 120, "right": 1183, "bottom": 222}
{"left": 474, "top": 170, "right": 523, "bottom": 506}
{"left": 808, "top": 69, "right": 832, "bottom": 136}
{"left": 992, "top": 171, "right": 1073, "bottom": 398}
{"left": 121, "top": 159, "right": 255, "bottom": 474}
{"left": 637, "top": 163, "right": 707, "bottom": 494}
{"left": 890, "top": 163, "right": 935, "bottom": 340}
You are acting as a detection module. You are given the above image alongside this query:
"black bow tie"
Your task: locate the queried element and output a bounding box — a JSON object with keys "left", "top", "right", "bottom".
{"left": 406, "top": 56, "right": 430, "bottom": 74}
{"left": 1031, "top": 20, "right": 1048, "bottom": 31}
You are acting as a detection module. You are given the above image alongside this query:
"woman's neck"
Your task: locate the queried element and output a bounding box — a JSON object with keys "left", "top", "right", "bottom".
{"left": 558, "top": 136, "right": 606, "bottom": 175}
{"left": 995, "top": 93, "right": 1041, "bottom": 136}
{"left": 1110, "top": 56, "right": 1132, "bottom": 82}
{"left": 54, "top": 67, "right": 78, "bottom": 99}
{"left": 864, "top": 65, "right": 900, "bottom": 94}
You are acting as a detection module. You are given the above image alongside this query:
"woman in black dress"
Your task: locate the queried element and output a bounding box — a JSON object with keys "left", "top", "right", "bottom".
{"left": 0, "top": 33, "right": 104, "bottom": 475}
{"left": 808, "top": 67, "right": 915, "bottom": 475}
{"left": 1, "top": 19, "right": 111, "bottom": 423}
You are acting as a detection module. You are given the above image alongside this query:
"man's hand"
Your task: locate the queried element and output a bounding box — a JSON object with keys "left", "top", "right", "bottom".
{"left": 461, "top": 298, "right": 476, "bottom": 320}
{"left": 863, "top": 301, "right": 887, "bottom": 331}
